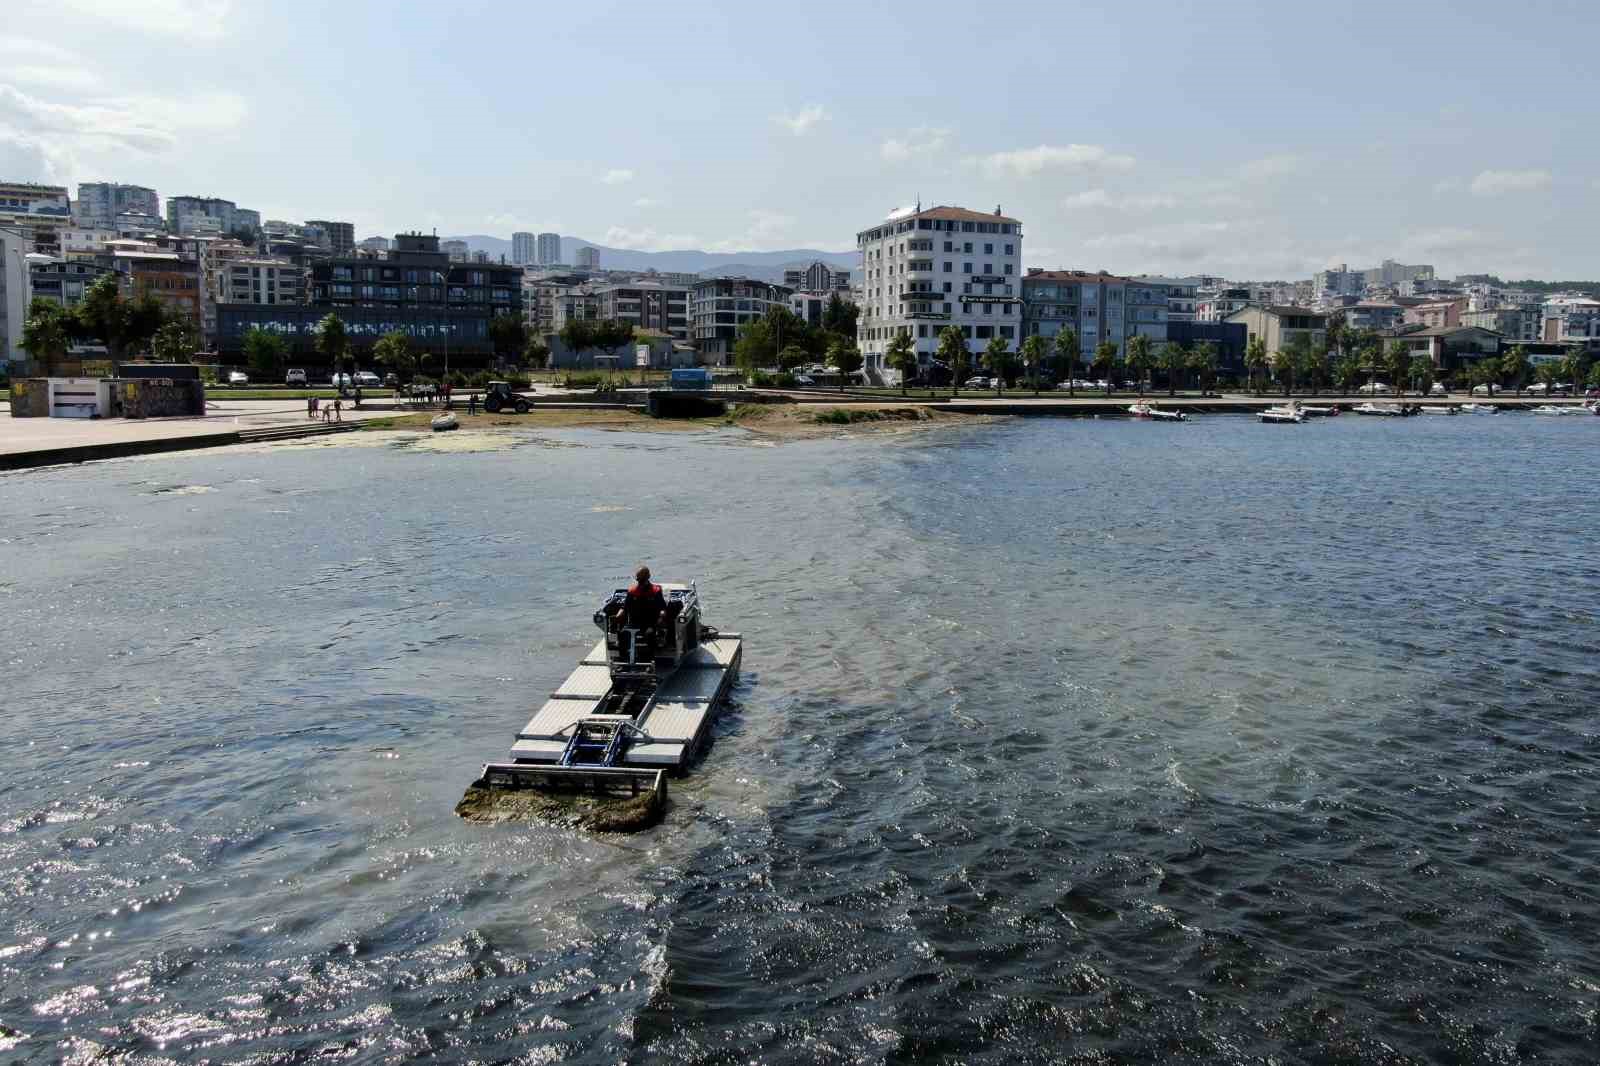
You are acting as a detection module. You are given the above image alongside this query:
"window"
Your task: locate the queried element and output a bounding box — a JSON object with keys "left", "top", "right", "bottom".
{"left": 984, "top": 264, "right": 993, "bottom": 275}
{"left": 977, "top": 325, "right": 993, "bottom": 339}
{"left": 983, "top": 284, "right": 993, "bottom": 295}
{"left": 1005, "top": 244, "right": 1014, "bottom": 255}
{"left": 985, "top": 243, "right": 993, "bottom": 254}
{"left": 943, "top": 303, "right": 952, "bottom": 313}
{"left": 1003, "top": 304, "right": 1013, "bottom": 315}
{"left": 943, "top": 241, "right": 953, "bottom": 252}
{"left": 943, "top": 282, "right": 952, "bottom": 293}
{"left": 943, "top": 261, "right": 952, "bottom": 273}
{"left": 983, "top": 304, "right": 992, "bottom": 315}
{"left": 1004, "top": 264, "right": 1014, "bottom": 275}
{"left": 963, "top": 242, "right": 973, "bottom": 253}
{"left": 963, "top": 263, "right": 972, "bottom": 274}
{"left": 1000, "top": 325, "right": 1014, "bottom": 338}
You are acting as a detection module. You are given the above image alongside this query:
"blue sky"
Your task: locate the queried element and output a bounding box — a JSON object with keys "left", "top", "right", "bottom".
{"left": 4, "top": 0, "right": 1597, "bottom": 279}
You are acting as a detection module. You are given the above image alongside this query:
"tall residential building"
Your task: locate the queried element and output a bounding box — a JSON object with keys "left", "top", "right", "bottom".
{"left": 784, "top": 260, "right": 849, "bottom": 292}
{"left": 855, "top": 204, "right": 1023, "bottom": 381}
{"left": 1022, "top": 271, "right": 1168, "bottom": 363}
{"left": 442, "top": 239, "right": 469, "bottom": 262}
{"left": 0, "top": 181, "right": 72, "bottom": 254}
{"left": 1136, "top": 275, "right": 1202, "bottom": 322}
{"left": 593, "top": 281, "right": 693, "bottom": 341}
{"left": 575, "top": 245, "right": 600, "bottom": 269}
{"left": 216, "top": 232, "right": 521, "bottom": 362}
{"left": 691, "top": 277, "right": 790, "bottom": 364}
{"left": 76, "top": 182, "right": 159, "bottom": 228}
{"left": 1313, "top": 263, "right": 1365, "bottom": 301}
{"left": 1225, "top": 306, "right": 1329, "bottom": 356}
{"left": 0, "top": 229, "right": 33, "bottom": 371}
{"left": 305, "top": 220, "right": 354, "bottom": 256}
{"left": 168, "top": 196, "right": 259, "bottom": 237}
{"left": 357, "top": 235, "right": 391, "bottom": 253}
{"left": 1362, "top": 259, "right": 1434, "bottom": 288}
{"left": 536, "top": 232, "right": 561, "bottom": 265}
{"left": 512, "top": 232, "right": 536, "bottom": 265}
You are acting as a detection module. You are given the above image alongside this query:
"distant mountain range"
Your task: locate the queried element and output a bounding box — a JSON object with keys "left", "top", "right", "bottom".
{"left": 443, "top": 234, "right": 858, "bottom": 284}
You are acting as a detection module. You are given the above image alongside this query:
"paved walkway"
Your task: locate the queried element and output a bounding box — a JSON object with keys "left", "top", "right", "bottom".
{"left": 0, "top": 400, "right": 385, "bottom": 458}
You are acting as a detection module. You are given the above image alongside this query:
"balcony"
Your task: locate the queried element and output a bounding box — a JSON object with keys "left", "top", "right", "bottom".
{"left": 906, "top": 311, "right": 951, "bottom": 321}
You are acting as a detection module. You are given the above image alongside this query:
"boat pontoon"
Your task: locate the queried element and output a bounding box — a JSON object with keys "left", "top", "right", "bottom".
{"left": 469, "top": 582, "right": 742, "bottom": 815}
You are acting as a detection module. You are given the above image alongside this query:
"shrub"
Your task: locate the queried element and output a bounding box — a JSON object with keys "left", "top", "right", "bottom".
{"left": 562, "top": 372, "right": 608, "bottom": 390}
{"left": 750, "top": 370, "right": 797, "bottom": 388}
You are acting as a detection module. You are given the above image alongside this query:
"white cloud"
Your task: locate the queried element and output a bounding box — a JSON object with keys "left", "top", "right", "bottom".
{"left": 600, "top": 168, "right": 634, "bottom": 185}
{"left": 1084, "top": 221, "right": 1237, "bottom": 264}
{"left": 774, "top": 104, "right": 828, "bottom": 136}
{"left": 1061, "top": 189, "right": 1179, "bottom": 212}
{"left": 603, "top": 225, "right": 700, "bottom": 251}
{"left": 971, "top": 143, "right": 1134, "bottom": 178}
{"left": 49, "top": 0, "right": 234, "bottom": 40}
{"left": 1469, "top": 169, "right": 1551, "bottom": 196}
{"left": 706, "top": 209, "right": 797, "bottom": 253}
{"left": 1432, "top": 177, "right": 1465, "bottom": 195}
{"left": 1236, "top": 153, "right": 1308, "bottom": 181}
{"left": 7, "top": 66, "right": 100, "bottom": 91}
{"left": 880, "top": 126, "right": 951, "bottom": 161}
{"left": 633, "top": 196, "right": 658, "bottom": 209}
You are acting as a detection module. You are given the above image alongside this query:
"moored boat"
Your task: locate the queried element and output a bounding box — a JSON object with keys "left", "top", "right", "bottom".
{"left": 1258, "top": 403, "right": 1305, "bottom": 424}
{"left": 1418, "top": 405, "right": 1458, "bottom": 415}
{"left": 1353, "top": 402, "right": 1406, "bottom": 417}
{"left": 1458, "top": 403, "right": 1496, "bottom": 414}
{"left": 1128, "top": 401, "right": 1188, "bottom": 422}
{"left": 1300, "top": 405, "right": 1338, "bottom": 417}
{"left": 432, "top": 413, "right": 460, "bottom": 432}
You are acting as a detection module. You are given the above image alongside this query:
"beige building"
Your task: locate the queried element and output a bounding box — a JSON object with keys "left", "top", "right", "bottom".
{"left": 1225, "top": 305, "right": 1328, "bottom": 355}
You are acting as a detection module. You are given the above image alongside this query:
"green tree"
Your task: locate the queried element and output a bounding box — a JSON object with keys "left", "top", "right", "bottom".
{"left": 1383, "top": 340, "right": 1410, "bottom": 397}
{"left": 315, "top": 313, "right": 349, "bottom": 374}
{"left": 588, "top": 319, "right": 637, "bottom": 379}
{"left": 1276, "top": 334, "right": 1312, "bottom": 397}
{"left": 1587, "top": 361, "right": 1600, "bottom": 391}
{"left": 124, "top": 287, "right": 167, "bottom": 354}
{"left": 150, "top": 313, "right": 198, "bottom": 363}
{"left": 20, "top": 297, "right": 72, "bottom": 375}
{"left": 822, "top": 292, "right": 858, "bottom": 338}
{"left": 1187, "top": 341, "right": 1218, "bottom": 396}
{"left": 1325, "top": 313, "right": 1348, "bottom": 363}
{"left": 523, "top": 334, "right": 550, "bottom": 370}
{"left": 982, "top": 335, "right": 1013, "bottom": 395}
{"left": 1333, "top": 354, "right": 1363, "bottom": 395}
{"left": 1469, "top": 357, "right": 1500, "bottom": 396}
{"left": 1408, "top": 353, "right": 1435, "bottom": 394}
{"left": 559, "top": 318, "right": 597, "bottom": 368}
{"left": 1020, "top": 333, "right": 1048, "bottom": 395}
{"left": 884, "top": 331, "right": 918, "bottom": 396}
{"left": 826, "top": 337, "right": 862, "bottom": 392}
{"left": 1093, "top": 340, "right": 1120, "bottom": 396}
{"left": 1561, "top": 349, "right": 1590, "bottom": 391}
{"left": 75, "top": 274, "right": 130, "bottom": 357}
{"left": 1244, "top": 335, "right": 1268, "bottom": 396}
{"left": 1125, "top": 334, "right": 1153, "bottom": 395}
{"left": 1052, "top": 328, "right": 1080, "bottom": 396}
{"left": 1302, "top": 343, "right": 1330, "bottom": 396}
{"left": 372, "top": 330, "right": 419, "bottom": 382}
{"left": 243, "top": 327, "right": 288, "bottom": 381}
{"left": 937, "top": 325, "right": 969, "bottom": 396}
{"left": 1501, "top": 344, "right": 1531, "bottom": 396}
{"left": 778, "top": 344, "right": 810, "bottom": 372}
{"left": 487, "top": 313, "right": 526, "bottom": 362}
{"left": 1159, "top": 340, "right": 1187, "bottom": 396}
{"left": 1534, "top": 360, "right": 1560, "bottom": 389}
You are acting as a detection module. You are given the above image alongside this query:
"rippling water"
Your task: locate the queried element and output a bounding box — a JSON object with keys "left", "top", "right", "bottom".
{"left": 3, "top": 415, "right": 1598, "bottom": 1064}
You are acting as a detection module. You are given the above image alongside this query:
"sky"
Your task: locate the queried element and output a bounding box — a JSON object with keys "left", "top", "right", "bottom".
{"left": 3, "top": 0, "right": 1598, "bottom": 281}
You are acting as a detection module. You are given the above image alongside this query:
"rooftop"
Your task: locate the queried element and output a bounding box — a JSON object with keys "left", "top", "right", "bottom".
{"left": 908, "top": 204, "right": 1021, "bottom": 225}
{"left": 1024, "top": 270, "right": 1129, "bottom": 285}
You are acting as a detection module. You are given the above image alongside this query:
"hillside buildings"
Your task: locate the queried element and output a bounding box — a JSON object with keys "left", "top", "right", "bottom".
{"left": 575, "top": 245, "right": 601, "bottom": 269}
{"left": 305, "top": 220, "right": 355, "bottom": 257}
{"left": 167, "top": 196, "right": 259, "bottom": 237}
{"left": 692, "top": 277, "right": 790, "bottom": 363}
{"left": 1225, "top": 306, "right": 1329, "bottom": 355}
{"left": 441, "top": 239, "right": 469, "bottom": 262}
{"left": 1021, "top": 271, "right": 1168, "bottom": 362}
{"left": 536, "top": 232, "right": 561, "bottom": 266}
{"left": 357, "top": 236, "right": 391, "bottom": 253}
{"left": 784, "top": 260, "right": 850, "bottom": 292}
{"left": 855, "top": 204, "right": 1023, "bottom": 380}
{"left": 593, "top": 281, "right": 693, "bottom": 341}
{"left": 76, "top": 183, "right": 160, "bottom": 229}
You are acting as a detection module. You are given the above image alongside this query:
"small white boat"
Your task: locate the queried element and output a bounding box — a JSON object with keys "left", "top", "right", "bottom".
{"left": 1258, "top": 404, "right": 1305, "bottom": 424}
{"left": 431, "top": 413, "right": 460, "bottom": 432}
{"left": 1300, "top": 405, "right": 1338, "bottom": 417}
{"left": 1128, "top": 401, "right": 1188, "bottom": 422}
{"left": 1353, "top": 402, "right": 1406, "bottom": 417}
{"left": 1418, "top": 405, "right": 1458, "bottom": 415}
{"left": 1531, "top": 405, "right": 1566, "bottom": 416}
{"left": 1458, "top": 403, "right": 1496, "bottom": 414}
{"left": 1558, "top": 404, "right": 1594, "bottom": 416}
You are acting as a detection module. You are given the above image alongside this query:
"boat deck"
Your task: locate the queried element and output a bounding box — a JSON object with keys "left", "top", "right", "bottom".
{"left": 509, "top": 634, "right": 742, "bottom": 769}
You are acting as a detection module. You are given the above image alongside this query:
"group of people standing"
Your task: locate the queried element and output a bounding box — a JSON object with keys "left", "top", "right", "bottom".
{"left": 306, "top": 396, "right": 342, "bottom": 422}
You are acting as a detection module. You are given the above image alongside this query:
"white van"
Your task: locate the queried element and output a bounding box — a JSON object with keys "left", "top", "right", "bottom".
{"left": 285, "top": 368, "right": 307, "bottom": 386}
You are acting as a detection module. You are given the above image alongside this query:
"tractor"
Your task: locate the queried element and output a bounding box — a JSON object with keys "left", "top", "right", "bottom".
{"left": 482, "top": 381, "right": 530, "bottom": 414}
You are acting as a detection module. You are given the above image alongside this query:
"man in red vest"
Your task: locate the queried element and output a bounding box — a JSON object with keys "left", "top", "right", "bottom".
{"left": 612, "top": 565, "right": 668, "bottom": 661}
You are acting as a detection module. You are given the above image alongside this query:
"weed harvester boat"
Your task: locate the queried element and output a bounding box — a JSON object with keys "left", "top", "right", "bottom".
{"left": 463, "top": 582, "right": 741, "bottom": 825}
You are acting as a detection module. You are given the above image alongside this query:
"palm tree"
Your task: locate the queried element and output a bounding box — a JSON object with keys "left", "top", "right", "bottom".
{"left": 1052, "top": 328, "right": 1081, "bottom": 396}
{"left": 1501, "top": 344, "right": 1531, "bottom": 396}
{"left": 1187, "top": 341, "right": 1218, "bottom": 397}
{"left": 1125, "top": 334, "right": 1153, "bottom": 395}
{"left": 1275, "top": 334, "right": 1311, "bottom": 397}
{"left": 884, "top": 330, "right": 917, "bottom": 397}
{"left": 937, "top": 325, "right": 968, "bottom": 397}
{"left": 1408, "top": 353, "right": 1434, "bottom": 395}
{"left": 1383, "top": 340, "right": 1410, "bottom": 398}
{"left": 1020, "top": 334, "right": 1048, "bottom": 395}
{"left": 1093, "top": 340, "right": 1119, "bottom": 396}
{"left": 1325, "top": 313, "right": 1348, "bottom": 365}
{"left": 1159, "top": 340, "right": 1188, "bottom": 396}
{"left": 984, "top": 335, "right": 1012, "bottom": 396}
{"left": 1244, "top": 335, "right": 1268, "bottom": 396}
{"left": 1333, "top": 354, "right": 1362, "bottom": 395}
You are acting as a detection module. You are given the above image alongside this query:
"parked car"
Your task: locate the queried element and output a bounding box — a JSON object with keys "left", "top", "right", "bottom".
{"left": 1526, "top": 382, "right": 1548, "bottom": 396}
{"left": 227, "top": 370, "right": 249, "bottom": 386}
{"left": 383, "top": 372, "right": 399, "bottom": 387}
{"left": 793, "top": 374, "right": 815, "bottom": 386}
{"left": 964, "top": 376, "right": 991, "bottom": 390}
{"left": 330, "top": 372, "right": 352, "bottom": 389}
{"left": 1429, "top": 382, "right": 1447, "bottom": 396}
{"left": 285, "top": 368, "right": 307, "bottom": 386}
{"left": 1470, "top": 383, "right": 1501, "bottom": 396}
{"left": 353, "top": 370, "right": 381, "bottom": 388}
{"left": 1552, "top": 382, "right": 1573, "bottom": 396}
{"left": 1358, "top": 382, "right": 1394, "bottom": 395}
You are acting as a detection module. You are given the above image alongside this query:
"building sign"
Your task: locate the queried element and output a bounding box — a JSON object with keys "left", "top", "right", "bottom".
{"left": 636, "top": 344, "right": 650, "bottom": 368}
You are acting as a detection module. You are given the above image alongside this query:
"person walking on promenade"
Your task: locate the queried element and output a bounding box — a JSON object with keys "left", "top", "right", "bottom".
{"left": 468, "top": 392, "right": 478, "bottom": 416}
{"left": 332, "top": 397, "right": 342, "bottom": 422}
{"left": 308, "top": 396, "right": 318, "bottom": 420}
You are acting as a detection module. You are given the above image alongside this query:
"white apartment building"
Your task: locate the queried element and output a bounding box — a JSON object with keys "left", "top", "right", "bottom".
{"left": 855, "top": 204, "right": 1022, "bottom": 381}
{"left": 1135, "top": 275, "right": 1202, "bottom": 322}
{"left": 217, "top": 256, "right": 302, "bottom": 306}
{"left": 1541, "top": 295, "right": 1600, "bottom": 343}
{"left": 512, "top": 232, "right": 536, "bottom": 265}
{"left": 536, "top": 232, "right": 561, "bottom": 265}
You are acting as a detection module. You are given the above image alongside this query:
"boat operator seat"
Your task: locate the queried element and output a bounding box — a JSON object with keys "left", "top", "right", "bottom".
{"left": 593, "top": 582, "right": 702, "bottom": 683}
